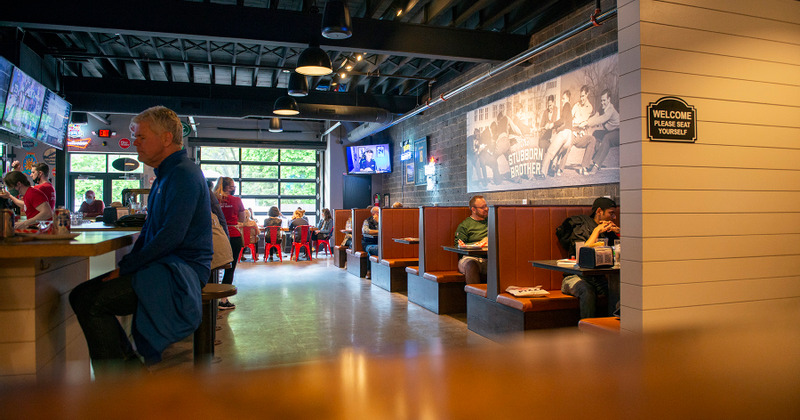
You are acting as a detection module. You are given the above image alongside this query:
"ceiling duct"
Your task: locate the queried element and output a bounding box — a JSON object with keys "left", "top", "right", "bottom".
{"left": 295, "top": 104, "right": 393, "bottom": 124}
{"left": 345, "top": 7, "right": 617, "bottom": 143}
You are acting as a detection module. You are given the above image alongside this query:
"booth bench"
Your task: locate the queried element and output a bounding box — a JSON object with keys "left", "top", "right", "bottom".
{"left": 346, "top": 208, "right": 371, "bottom": 278}
{"left": 369, "top": 208, "right": 419, "bottom": 292}
{"left": 332, "top": 209, "right": 349, "bottom": 268}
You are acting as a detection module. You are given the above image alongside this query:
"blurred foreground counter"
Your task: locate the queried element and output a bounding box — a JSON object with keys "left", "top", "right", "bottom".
{"left": 0, "top": 231, "right": 138, "bottom": 383}
{"left": 2, "top": 325, "right": 797, "bottom": 419}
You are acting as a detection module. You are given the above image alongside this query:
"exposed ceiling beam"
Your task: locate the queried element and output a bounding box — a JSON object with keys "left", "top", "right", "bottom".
{"left": 0, "top": 0, "right": 529, "bottom": 63}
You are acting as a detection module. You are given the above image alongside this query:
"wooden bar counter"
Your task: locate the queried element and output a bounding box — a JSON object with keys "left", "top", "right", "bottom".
{"left": 0, "top": 231, "right": 138, "bottom": 384}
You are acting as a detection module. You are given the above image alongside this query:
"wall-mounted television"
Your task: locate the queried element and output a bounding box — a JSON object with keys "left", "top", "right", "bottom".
{"left": 1, "top": 66, "right": 47, "bottom": 138}
{"left": 0, "top": 56, "right": 14, "bottom": 125}
{"left": 36, "top": 89, "right": 71, "bottom": 150}
{"left": 346, "top": 143, "right": 392, "bottom": 174}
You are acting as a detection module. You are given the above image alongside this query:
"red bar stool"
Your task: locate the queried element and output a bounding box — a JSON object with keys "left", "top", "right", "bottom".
{"left": 264, "top": 226, "right": 283, "bottom": 262}
{"left": 316, "top": 237, "right": 331, "bottom": 257}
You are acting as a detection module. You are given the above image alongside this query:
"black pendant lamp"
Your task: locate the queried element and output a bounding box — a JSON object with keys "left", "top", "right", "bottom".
{"left": 287, "top": 72, "right": 309, "bottom": 97}
{"left": 273, "top": 96, "right": 300, "bottom": 116}
{"left": 322, "top": 0, "right": 352, "bottom": 40}
{"left": 268, "top": 118, "right": 283, "bottom": 133}
{"left": 296, "top": 46, "right": 332, "bottom": 76}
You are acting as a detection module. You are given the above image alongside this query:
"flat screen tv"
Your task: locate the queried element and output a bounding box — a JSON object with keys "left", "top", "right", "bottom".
{"left": 36, "top": 90, "right": 71, "bottom": 150}
{"left": 0, "top": 56, "right": 13, "bottom": 124}
{"left": 346, "top": 143, "right": 391, "bottom": 174}
{"left": 1, "top": 66, "right": 47, "bottom": 138}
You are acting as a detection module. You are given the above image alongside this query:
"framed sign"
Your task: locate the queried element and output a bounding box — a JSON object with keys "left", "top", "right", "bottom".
{"left": 405, "top": 161, "right": 415, "bottom": 184}
{"left": 647, "top": 96, "right": 697, "bottom": 142}
{"left": 414, "top": 137, "right": 427, "bottom": 186}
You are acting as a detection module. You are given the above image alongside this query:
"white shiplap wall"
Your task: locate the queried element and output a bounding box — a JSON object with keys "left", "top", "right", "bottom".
{"left": 617, "top": 0, "right": 800, "bottom": 332}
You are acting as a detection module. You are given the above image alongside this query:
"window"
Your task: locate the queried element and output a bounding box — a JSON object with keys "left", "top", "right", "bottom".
{"left": 68, "top": 153, "right": 143, "bottom": 212}
{"left": 200, "top": 147, "right": 320, "bottom": 224}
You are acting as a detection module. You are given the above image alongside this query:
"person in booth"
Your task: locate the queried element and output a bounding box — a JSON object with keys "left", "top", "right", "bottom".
{"left": 454, "top": 195, "right": 489, "bottom": 284}
{"left": 361, "top": 206, "right": 380, "bottom": 278}
{"left": 79, "top": 190, "right": 105, "bottom": 218}
{"left": 69, "top": 106, "right": 212, "bottom": 376}
{"left": 31, "top": 163, "right": 56, "bottom": 211}
{"left": 555, "top": 197, "right": 620, "bottom": 319}
{"left": 1, "top": 170, "right": 53, "bottom": 229}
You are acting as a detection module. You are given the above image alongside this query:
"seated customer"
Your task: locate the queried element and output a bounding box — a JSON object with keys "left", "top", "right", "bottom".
{"left": 69, "top": 106, "right": 212, "bottom": 375}
{"left": 79, "top": 190, "right": 105, "bottom": 218}
{"left": 263, "top": 206, "right": 283, "bottom": 261}
{"left": 290, "top": 208, "right": 310, "bottom": 258}
{"left": 1, "top": 170, "right": 53, "bottom": 229}
{"left": 315, "top": 208, "right": 333, "bottom": 249}
{"left": 361, "top": 206, "right": 379, "bottom": 279}
{"left": 454, "top": 195, "right": 489, "bottom": 284}
{"left": 555, "top": 197, "right": 620, "bottom": 319}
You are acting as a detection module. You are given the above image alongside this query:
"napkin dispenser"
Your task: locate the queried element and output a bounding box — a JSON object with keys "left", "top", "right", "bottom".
{"left": 578, "top": 246, "right": 614, "bottom": 269}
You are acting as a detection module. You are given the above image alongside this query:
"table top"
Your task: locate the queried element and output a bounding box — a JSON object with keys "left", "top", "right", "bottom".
{"left": 442, "top": 245, "right": 487, "bottom": 257}
{"left": 0, "top": 231, "right": 137, "bottom": 259}
{"left": 72, "top": 221, "right": 143, "bottom": 232}
{"left": 393, "top": 237, "right": 419, "bottom": 244}
{"left": 2, "top": 324, "right": 795, "bottom": 419}
{"left": 530, "top": 259, "right": 620, "bottom": 276}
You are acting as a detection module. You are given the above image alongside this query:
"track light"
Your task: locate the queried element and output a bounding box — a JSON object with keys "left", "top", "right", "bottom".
{"left": 273, "top": 96, "right": 299, "bottom": 116}
{"left": 268, "top": 118, "right": 283, "bottom": 133}
{"left": 296, "top": 46, "right": 333, "bottom": 76}
{"left": 287, "top": 72, "right": 309, "bottom": 97}
{"left": 321, "top": 0, "right": 352, "bottom": 40}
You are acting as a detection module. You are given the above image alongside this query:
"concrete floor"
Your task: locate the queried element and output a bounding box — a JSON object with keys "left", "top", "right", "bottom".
{"left": 152, "top": 253, "right": 497, "bottom": 374}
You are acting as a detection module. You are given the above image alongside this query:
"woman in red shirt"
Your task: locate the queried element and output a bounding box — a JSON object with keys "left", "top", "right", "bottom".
{"left": 213, "top": 176, "right": 245, "bottom": 310}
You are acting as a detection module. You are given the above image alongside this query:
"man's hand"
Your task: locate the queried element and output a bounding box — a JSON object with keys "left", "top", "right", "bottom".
{"left": 457, "top": 239, "right": 466, "bottom": 247}
{"left": 102, "top": 268, "right": 121, "bottom": 282}
{"left": 476, "top": 237, "right": 488, "bottom": 247}
{"left": 11, "top": 160, "right": 21, "bottom": 171}
{"left": 0, "top": 189, "right": 10, "bottom": 199}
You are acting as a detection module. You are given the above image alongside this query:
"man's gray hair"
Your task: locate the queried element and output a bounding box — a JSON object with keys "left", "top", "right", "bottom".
{"left": 131, "top": 106, "right": 183, "bottom": 146}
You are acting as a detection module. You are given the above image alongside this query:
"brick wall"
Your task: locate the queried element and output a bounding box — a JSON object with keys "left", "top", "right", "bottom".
{"left": 381, "top": 0, "right": 620, "bottom": 208}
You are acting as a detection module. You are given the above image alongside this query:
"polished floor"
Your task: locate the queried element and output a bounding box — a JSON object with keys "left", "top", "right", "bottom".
{"left": 153, "top": 252, "right": 497, "bottom": 374}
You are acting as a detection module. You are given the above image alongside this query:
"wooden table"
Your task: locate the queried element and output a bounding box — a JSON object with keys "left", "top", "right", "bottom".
{"left": 0, "top": 231, "right": 138, "bottom": 383}
{"left": 442, "top": 245, "right": 488, "bottom": 257}
{"left": 393, "top": 237, "right": 419, "bottom": 244}
{"left": 72, "top": 221, "right": 143, "bottom": 232}
{"left": 530, "top": 259, "right": 620, "bottom": 276}
{"left": 2, "top": 324, "right": 796, "bottom": 418}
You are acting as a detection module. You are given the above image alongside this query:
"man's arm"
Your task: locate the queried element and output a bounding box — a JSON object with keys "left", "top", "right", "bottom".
{"left": 0, "top": 190, "right": 24, "bottom": 209}
{"left": 15, "top": 202, "right": 53, "bottom": 229}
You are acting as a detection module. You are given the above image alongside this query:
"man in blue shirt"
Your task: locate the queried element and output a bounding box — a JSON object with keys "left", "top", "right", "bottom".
{"left": 70, "top": 106, "right": 212, "bottom": 375}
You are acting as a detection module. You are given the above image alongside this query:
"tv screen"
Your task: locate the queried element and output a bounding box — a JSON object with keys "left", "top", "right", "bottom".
{"left": 1, "top": 66, "right": 47, "bottom": 138}
{"left": 36, "top": 90, "right": 71, "bottom": 150}
{"left": 346, "top": 143, "right": 391, "bottom": 174}
{"left": 0, "top": 56, "right": 13, "bottom": 124}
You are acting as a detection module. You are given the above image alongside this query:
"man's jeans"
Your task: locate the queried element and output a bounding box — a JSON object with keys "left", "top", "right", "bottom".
{"left": 561, "top": 274, "right": 610, "bottom": 319}
{"left": 365, "top": 244, "right": 378, "bottom": 257}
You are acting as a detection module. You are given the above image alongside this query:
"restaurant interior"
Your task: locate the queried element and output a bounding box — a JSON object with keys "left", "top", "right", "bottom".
{"left": 0, "top": 0, "right": 798, "bottom": 417}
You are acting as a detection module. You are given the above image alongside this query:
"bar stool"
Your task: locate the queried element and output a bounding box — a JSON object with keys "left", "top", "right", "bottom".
{"left": 194, "top": 283, "right": 237, "bottom": 365}
{"left": 316, "top": 237, "right": 332, "bottom": 257}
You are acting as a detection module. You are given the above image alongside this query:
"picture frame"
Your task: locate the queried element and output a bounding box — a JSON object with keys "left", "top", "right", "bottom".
{"left": 405, "top": 161, "right": 415, "bottom": 185}
{"left": 414, "top": 137, "right": 427, "bottom": 186}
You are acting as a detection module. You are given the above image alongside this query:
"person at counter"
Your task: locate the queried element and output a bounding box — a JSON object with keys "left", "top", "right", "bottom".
{"left": 31, "top": 163, "right": 56, "bottom": 211}
{"left": 79, "top": 190, "right": 105, "bottom": 218}
{"left": 69, "top": 106, "right": 212, "bottom": 375}
{"left": 555, "top": 197, "right": 620, "bottom": 319}
{"left": 454, "top": 195, "right": 489, "bottom": 284}
{"left": 1, "top": 170, "right": 53, "bottom": 229}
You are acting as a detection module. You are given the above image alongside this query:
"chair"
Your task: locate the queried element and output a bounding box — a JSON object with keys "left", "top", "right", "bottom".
{"left": 236, "top": 226, "right": 258, "bottom": 262}
{"left": 291, "top": 225, "right": 312, "bottom": 261}
{"left": 264, "top": 226, "right": 283, "bottom": 262}
{"left": 316, "top": 236, "right": 331, "bottom": 257}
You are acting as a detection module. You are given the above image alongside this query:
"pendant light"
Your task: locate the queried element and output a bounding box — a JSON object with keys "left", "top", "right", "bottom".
{"left": 268, "top": 118, "right": 283, "bottom": 133}
{"left": 296, "top": 46, "right": 332, "bottom": 76}
{"left": 287, "top": 72, "right": 309, "bottom": 97}
{"left": 273, "top": 96, "right": 300, "bottom": 116}
{"left": 322, "top": 0, "right": 352, "bottom": 40}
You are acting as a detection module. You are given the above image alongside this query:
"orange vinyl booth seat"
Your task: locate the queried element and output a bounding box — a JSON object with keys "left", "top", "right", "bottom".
{"left": 466, "top": 205, "right": 602, "bottom": 340}
{"left": 332, "top": 209, "right": 349, "bottom": 268}
{"left": 369, "top": 208, "right": 419, "bottom": 292}
{"left": 346, "top": 208, "right": 372, "bottom": 278}
{"left": 406, "top": 206, "right": 471, "bottom": 314}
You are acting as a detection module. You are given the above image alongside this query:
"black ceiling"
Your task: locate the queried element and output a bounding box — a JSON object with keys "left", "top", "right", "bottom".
{"left": 1, "top": 0, "right": 591, "bottom": 119}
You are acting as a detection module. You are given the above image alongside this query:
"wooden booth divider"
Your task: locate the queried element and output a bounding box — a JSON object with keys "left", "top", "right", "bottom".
{"left": 406, "top": 206, "right": 471, "bottom": 314}
{"left": 346, "top": 208, "right": 372, "bottom": 278}
{"left": 332, "top": 209, "right": 350, "bottom": 268}
{"left": 466, "top": 205, "right": 605, "bottom": 340}
{"left": 369, "top": 208, "right": 419, "bottom": 292}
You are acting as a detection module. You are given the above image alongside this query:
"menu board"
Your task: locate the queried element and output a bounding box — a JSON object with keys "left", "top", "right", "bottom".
{"left": 36, "top": 90, "right": 71, "bottom": 149}
{"left": 1, "top": 66, "right": 47, "bottom": 138}
{"left": 0, "top": 56, "right": 13, "bottom": 123}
